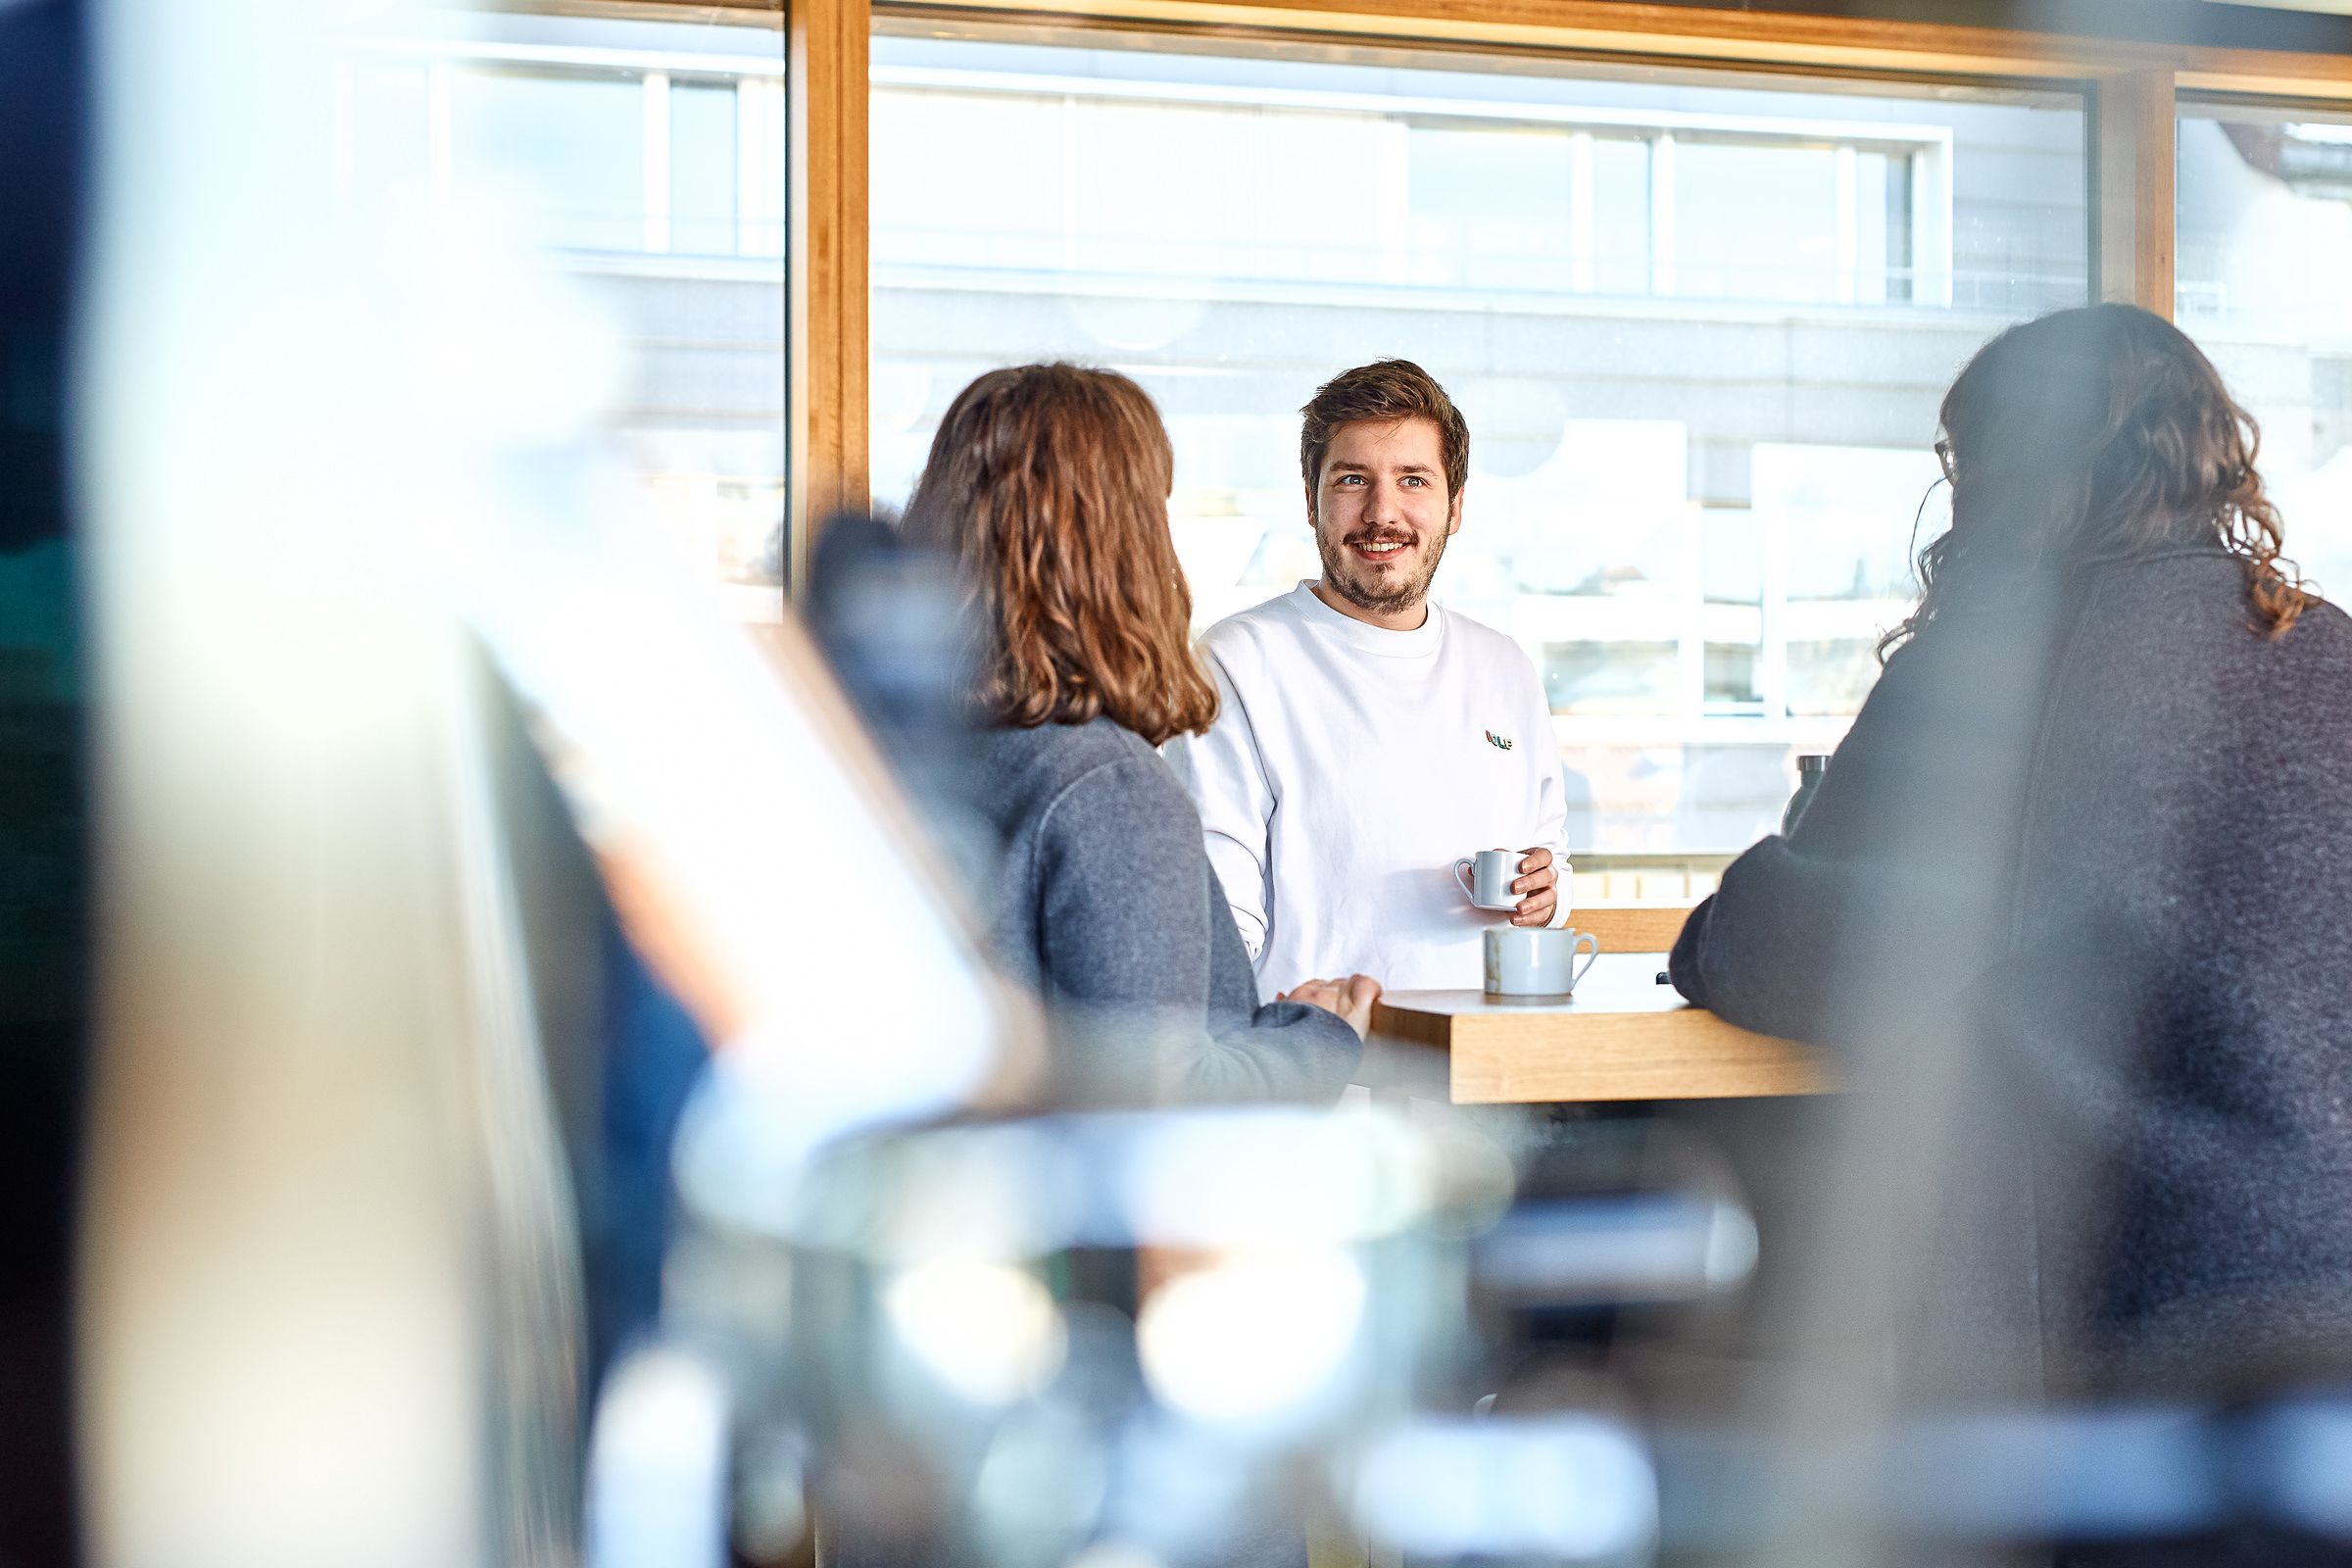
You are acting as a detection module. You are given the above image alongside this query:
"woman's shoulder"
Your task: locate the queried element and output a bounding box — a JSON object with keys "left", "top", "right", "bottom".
{"left": 2086, "top": 551, "right": 2352, "bottom": 655}
{"left": 980, "top": 713, "right": 1159, "bottom": 774}
{"left": 978, "top": 718, "right": 1190, "bottom": 829}
{"left": 2294, "top": 593, "right": 2352, "bottom": 646}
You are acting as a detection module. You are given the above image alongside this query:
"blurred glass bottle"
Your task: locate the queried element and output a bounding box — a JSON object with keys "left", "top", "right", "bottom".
{"left": 1782, "top": 754, "right": 1831, "bottom": 836}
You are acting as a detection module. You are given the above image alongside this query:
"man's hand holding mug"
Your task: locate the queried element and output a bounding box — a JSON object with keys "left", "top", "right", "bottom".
{"left": 1454, "top": 846, "right": 1560, "bottom": 928}
{"left": 1508, "top": 846, "right": 1558, "bottom": 928}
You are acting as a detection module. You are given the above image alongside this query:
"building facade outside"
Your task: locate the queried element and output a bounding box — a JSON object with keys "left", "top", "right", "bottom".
{"left": 343, "top": 11, "right": 2352, "bottom": 868}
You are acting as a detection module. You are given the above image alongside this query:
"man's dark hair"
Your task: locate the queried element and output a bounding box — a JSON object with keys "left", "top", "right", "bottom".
{"left": 1298, "top": 359, "right": 1470, "bottom": 517}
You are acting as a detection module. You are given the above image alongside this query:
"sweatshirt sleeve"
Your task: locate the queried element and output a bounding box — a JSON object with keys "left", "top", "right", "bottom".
{"left": 1161, "top": 648, "right": 1277, "bottom": 961}
{"left": 1669, "top": 612, "right": 2047, "bottom": 1047}
{"left": 1036, "top": 756, "right": 1359, "bottom": 1102}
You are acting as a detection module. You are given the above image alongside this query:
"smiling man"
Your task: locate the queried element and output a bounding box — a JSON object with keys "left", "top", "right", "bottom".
{"left": 1166, "top": 360, "right": 1569, "bottom": 997}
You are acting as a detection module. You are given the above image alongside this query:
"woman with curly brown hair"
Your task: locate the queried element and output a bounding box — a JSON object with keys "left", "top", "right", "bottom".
{"left": 905, "top": 364, "right": 1378, "bottom": 1103}
{"left": 1672, "top": 304, "right": 2352, "bottom": 1403}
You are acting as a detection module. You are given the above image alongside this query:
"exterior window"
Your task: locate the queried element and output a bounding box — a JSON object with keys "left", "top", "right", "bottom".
{"left": 342, "top": 9, "right": 788, "bottom": 618}
{"left": 1674, "top": 141, "right": 1843, "bottom": 303}
{"left": 670, "top": 81, "right": 743, "bottom": 259}
{"left": 2178, "top": 101, "right": 2352, "bottom": 605}
{"left": 871, "top": 24, "right": 2090, "bottom": 853}
{"left": 450, "top": 69, "right": 646, "bottom": 253}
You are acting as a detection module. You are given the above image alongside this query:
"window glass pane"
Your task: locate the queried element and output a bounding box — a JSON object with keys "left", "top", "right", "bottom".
{"left": 1674, "top": 140, "right": 1842, "bottom": 303}
{"left": 1408, "top": 125, "right": 1580, "bottom": 292}
{"left": 348, "top": 9, "right": 786, "bottom": 619}
{"left": 670, "top": 81, "right": 740, "bottom": 258}
{"left": 872, "top": 90, "right": 1067, "bottom": 272}
{"left": 2178, "top": 102, "right": 2352, "bottom": 607}
{"left": 450, "top": 69, "right": 645, "bottom": 252}
{"left": 1705, "top": 641, "right": 1762, "bottom": 709}
{"left": 349, "top": 62, "right": 431, "bottom": 208}
{"left": 872, "top": 24, "right": 2088, "bottom": 853}
{"left": 1592, "top": 136, "right": 1651, "bottom": 295}
{"left": 1544, "top": 641, "right": 1679, "bottom": 715}
{"left": 1787, "top": 638, "right": 1881, "bottom": 715}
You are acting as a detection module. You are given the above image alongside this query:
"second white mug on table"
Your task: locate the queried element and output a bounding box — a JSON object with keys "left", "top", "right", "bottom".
{"left": 1485, "top": 926, "right": 1601, "bottom": 1000}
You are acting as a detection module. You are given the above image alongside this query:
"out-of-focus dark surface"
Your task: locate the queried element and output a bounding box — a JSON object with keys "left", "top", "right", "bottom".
{"left": 0, "top": 6, "right": 78, "bottom": 557}
{"left": 0, "top": 2, "right": 84, "bottom": 1564}
{"left": 802, "top": 511, "right": 994, "bottom": 897}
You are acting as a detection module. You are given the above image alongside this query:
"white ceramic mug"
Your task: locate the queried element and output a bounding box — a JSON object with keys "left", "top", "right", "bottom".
{"left": 1484, "top": 926, "right": 1600, "bottom": 999}
{"left": 1452, "top": 848, "right": 1522, "bottom": 911}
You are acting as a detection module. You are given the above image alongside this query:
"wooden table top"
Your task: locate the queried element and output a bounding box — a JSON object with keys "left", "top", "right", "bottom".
{"left": 1558, "top": 904, "right": 1700, "bottom": 955}
{"left": 1366, "top": 954, "right": 1835, "bottom": 1104}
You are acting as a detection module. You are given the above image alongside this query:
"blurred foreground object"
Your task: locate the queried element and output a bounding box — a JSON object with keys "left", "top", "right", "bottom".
{"left": 801, "top": 509, "right": 996, "bottom": 901}
{"left": 0, "top": 0, "right": 86, "bottom": 1561}
{"left": 1673, "top": 303, "right": 2352, "bottom": 1565}
{"left": 73, "top": 1, "right": 1017, "bottom": 1564}
{"left": 655, "top": 1101, "right": 1782, "bottom": 1567}
{"left": 710, "top": 1104, "right": 1520, "bottom": 1566}
{"left": 75, "top": 0, "right": 577, "bottom": 1560}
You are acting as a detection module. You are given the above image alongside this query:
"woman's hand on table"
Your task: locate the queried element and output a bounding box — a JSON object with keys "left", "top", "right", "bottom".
{"left": 1510, "top": 847, "right": 1559, "bottom": 927}
{"left": 1280, "top": 973, "right": 1385, "bottom": 1039}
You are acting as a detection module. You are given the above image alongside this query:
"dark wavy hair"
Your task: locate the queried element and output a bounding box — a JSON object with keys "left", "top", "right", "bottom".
{"left": 902, "top": 364, "right": 1218, "bottom": 746}
{"left": 1299, "top": 359, "right": 1471, "bottom": 517}
{"left": 1881, "top": 303, "right": 2310, "bottom": 660}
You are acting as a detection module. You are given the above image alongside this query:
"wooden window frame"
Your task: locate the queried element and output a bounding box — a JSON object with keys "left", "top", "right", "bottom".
{"left": 774, "top": 0, "right": 2352, "bottom": 586}
{"left": 790, "top": 0, "right": 869, "bottom": 589}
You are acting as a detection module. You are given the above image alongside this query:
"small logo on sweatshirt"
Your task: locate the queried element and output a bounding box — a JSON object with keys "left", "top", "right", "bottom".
{"left": 1484, "top": 729, "right": 1514, "bottom": 751}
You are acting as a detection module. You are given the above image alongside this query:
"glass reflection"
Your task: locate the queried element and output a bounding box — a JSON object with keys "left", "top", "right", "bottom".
{"left": 869, "top": 26, "right": 2083, "bottom": 853}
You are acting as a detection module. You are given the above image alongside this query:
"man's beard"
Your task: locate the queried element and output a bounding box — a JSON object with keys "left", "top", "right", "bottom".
{"left": 1316, "top": 524, "right": 1447, "bottom": 616}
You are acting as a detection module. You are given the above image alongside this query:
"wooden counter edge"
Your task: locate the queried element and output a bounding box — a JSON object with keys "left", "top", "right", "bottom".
{"left": 1369, "top": 996, "right": 1837, "bottom": 1103}
{"left": 1456, "top": 1006, "right": 1834, "bottom": 1102}
{"left": 1571, "top": 905, "right": 1695, "bottom": 954}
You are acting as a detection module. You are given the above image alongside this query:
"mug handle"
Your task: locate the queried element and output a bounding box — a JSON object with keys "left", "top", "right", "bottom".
{"left": 1452, "top": 858, "right": 1476, "bottom": 901}
{"left": 1566, "top": 931, "right": 1601, "bottom": 993}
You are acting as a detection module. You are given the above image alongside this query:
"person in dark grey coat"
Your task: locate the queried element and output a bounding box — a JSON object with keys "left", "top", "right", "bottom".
{"left": 904, "top": 363, "right": 1378, "bottom": 1107}
{"left": 1672, "top": 304, "right": 2352, "bottom": 1404}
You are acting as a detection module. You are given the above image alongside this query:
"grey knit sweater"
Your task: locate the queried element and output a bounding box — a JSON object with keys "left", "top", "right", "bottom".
{"left": 969, "top": 716, "right": 1360, "bottom": 1103}
{"left": 1673, "top": 548, "right": 2352, "bottom": 1394}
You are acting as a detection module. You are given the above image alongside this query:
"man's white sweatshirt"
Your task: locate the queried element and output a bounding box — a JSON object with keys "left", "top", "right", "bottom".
{"left": 1165, "top": 580, "right": 1569, "bottom": 998}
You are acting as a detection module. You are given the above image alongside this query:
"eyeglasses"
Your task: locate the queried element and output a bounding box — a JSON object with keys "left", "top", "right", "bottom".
{"left": 1934, "top": 438, "right": 1955, "bottom": 485}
